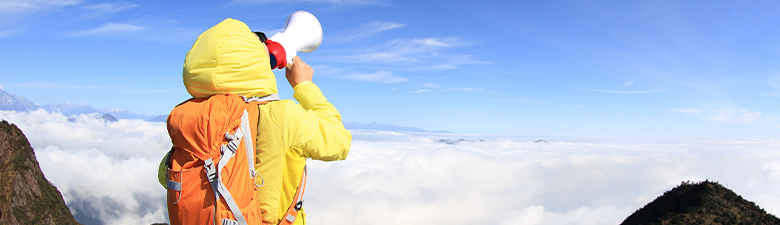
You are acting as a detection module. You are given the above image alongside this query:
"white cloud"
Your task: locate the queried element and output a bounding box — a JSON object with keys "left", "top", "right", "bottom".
{"left": 0, "top": 109, "right": 170, "bottom": 224}
{"left": 411, "top": 85, "right": 485, "bottom": 94}
{"left": 2, "top": 110, "right": 779, "bottom": 225}
{"left": 233, "top": 0, "right": 382, "bottom": 5}
{"left": 436, "top": 88, "right": 484, "bottom": 93}
{"left": 313, "top": 64, "right": 408, "bottom": 84}
{"left": 767, "top": 76, "right": 780, "bottom": 97}
{"left": 69, "top": 23, "right": 145, "bottom": 36}
{"left": 331, "top": 37, "right": 487, "bottom": 70}
{"left": 305, "top": 131, "right": 780, "bottom": 224}
{"left": 0, "top": 28, "right": 21, "bottom": 37}
{"left": 0, "top": 0, "right": 81, "bottom": 25}
{"left": 452, "top": 87, "right": 484, "bottom": 92}
{"left": 625, "top": 81, "right": 634, "bottom": 85}
{"left": 333, "top": 70, "right": 407, "bottom": 83}
{"left": 582, "top": 88, "right": 666, "bottom": 94}
{"left": 83, "top": 2, "right": 137, "bottom": 14}
{"left": 498, "top": 205, "right": 630, "bottom": 225}
{"left": 339, "top": 37, "right": 462, "bottom": 63}
{"left": 426, "top": 54, "right": 491, "bottom": 70}
{"left": 671, "top": 108, "right": 780, "bottom": 124}
{"left": 332, "top": 21, "right": 404, "bottom": 42}
{"left": 422, "top": 82, "right": 439, "bottom": 88}
{"left": 0, "top": 0, "right": 81, "bottom": 13}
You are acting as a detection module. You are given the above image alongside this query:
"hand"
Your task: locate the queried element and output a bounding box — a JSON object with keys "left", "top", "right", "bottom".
{"left": 285, "top": 56, "right": 313, "bottom": 88}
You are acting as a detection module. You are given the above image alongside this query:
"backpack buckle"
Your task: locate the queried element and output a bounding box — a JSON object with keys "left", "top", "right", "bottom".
{"left": 295, "top": 201, "right": 303, "bottom": 211}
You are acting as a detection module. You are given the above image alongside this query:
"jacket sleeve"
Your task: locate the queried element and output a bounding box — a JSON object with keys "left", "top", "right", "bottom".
{"left": 281, "top": 81, "right": 351, "bottom": 161}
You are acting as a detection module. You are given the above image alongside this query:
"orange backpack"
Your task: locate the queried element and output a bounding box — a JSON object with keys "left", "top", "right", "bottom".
{"left": 165, "top": 94, "right": 267, "bottom": 225}
{"left": 164, "top": 94, "right": 308, "bottom": 225}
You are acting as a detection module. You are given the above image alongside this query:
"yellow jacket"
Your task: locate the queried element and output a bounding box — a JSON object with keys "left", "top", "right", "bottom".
{"left": 159, "top": 18, "right": 351, "bottom": 225}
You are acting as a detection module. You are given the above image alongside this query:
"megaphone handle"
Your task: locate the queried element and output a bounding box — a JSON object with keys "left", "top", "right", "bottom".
{"left": 285, "top": 52, "right": 298, "bottom": 69}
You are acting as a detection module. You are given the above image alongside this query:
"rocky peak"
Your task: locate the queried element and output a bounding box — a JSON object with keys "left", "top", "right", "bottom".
{"left": 622, "top": 180, "right": 780, "bottom": 224}
{"left": 0, "top": 120, "right": 80, "bottom": 225}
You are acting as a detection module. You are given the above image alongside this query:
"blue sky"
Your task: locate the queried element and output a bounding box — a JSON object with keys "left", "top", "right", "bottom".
{"left": 2, "top": 0, "right": 780, "bottom": 138}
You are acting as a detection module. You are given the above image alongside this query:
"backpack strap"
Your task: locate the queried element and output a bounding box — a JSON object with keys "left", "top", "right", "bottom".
{"left": 204, "top": 128, "right": 248, "bottom": 225}
{"left": 280, "top": 166, "right": 307, "bottom": 225}
{"left": 203, "top": 109, "right": 256, "bottom": 225}
{"left": 241, "top": 93, "right": 279, "bottom": 102}
{"left": 239, "top": 109, "right": 263, "bottom": 187}
{"left": 241, "top": 94, "right": 272, "bottom": 187}
{"left": 243, "top": 94, "right": 310, "bottom": 225}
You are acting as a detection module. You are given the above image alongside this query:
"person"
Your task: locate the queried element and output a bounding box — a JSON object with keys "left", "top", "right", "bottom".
{"left": 158, "top": 18, "right": 351, "bottom": 225}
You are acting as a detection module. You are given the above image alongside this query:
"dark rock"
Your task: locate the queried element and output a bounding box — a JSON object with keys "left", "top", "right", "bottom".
{"left": 621, "top": 180, "right": 780, "bottom": 225}
{"left": 101, "top": 113, "right": 118, "bottom": 123}
{"left": 0, "top": 120, "right": 81, "bottom": 224}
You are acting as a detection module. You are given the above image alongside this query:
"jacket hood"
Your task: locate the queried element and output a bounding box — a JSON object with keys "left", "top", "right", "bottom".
{"left": 183, "top": 18, "right": 277, "bottom": 99}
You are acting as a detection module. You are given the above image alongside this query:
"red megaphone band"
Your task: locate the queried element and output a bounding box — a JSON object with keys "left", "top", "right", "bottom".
{"left": 264, "top": 40, "right": 287, "bottom": 69}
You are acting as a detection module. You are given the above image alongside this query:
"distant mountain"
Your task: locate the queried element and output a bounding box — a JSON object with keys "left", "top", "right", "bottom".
{"left": 621, "top": 180, "right": 780, "bottom": 225}
{"left": 148, "top": 114, "right": 168, "bottom": 122}
{"left": 0, "top": 87, "right": 41, "bottom": 112}
{"left": 101, "top": 113, "right": 118, "bottom": 123}
{"left": 0, "top": 120, "right": 81, "bottom": 224}
{"left": 41, "top": 102, "right": 99, "bottom": 117}
{"left": 0, "top": 87, "right": 166, "bottom": 121}
{"left": 42, "top": 102, "right": 161, "bottom": 121}
{"left": 344, "top": 122, "right": 450, "bottom": 133}
{"left": 4, "top": 87, "right": 431, "bottom": 128}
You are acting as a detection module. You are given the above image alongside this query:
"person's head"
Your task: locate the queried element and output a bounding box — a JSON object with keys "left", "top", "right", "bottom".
{"left": 182, "top": 18, "right": 277, "bottom": 98}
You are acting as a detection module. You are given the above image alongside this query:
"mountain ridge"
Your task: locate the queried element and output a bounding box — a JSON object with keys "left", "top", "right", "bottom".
{"left": 0, "top": 120, "right": 81, "bottom": 224}
{"left": 0, "top": 87, "right": 40, "bottom": 112}
{"left": 0, "top": 87, "right": 165, "bottom": 121}
{"left": 343, "top": 121, "right": 450, "bottom": 133}
{"left": 2, "top": 87, "right": 446, "bottom": 130}
{"left": 621, "top": 180, "right": 780, "bottom": 225}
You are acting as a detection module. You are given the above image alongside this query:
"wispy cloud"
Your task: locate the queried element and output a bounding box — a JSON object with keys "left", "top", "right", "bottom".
{"left": 476, "top": 97, "right": 537, "bottom": 103}
{"left": 0, "top": 28, "right": 21, "bottom": 37}
{"left": 314, "top": 64, "right": 407, "bottom": 83}
{"left": 0, "top": 0, "right": 81, "bottom": 13}
{"left": 581, "top": 88, "right": 666, "bottom": 94}
{"left": 331, "top": 21, "right": 404, "bottom": 42}
{"left": 335, "top": 71, "right": 407, "bottom": 83}
{"left": 410, "top": 84, "right": 485, "bottom": 94}
{"left": 425, "top": 55, "right": 491, "bottom": 70}
{"left": 82, "top": 1, "right": 136, "bottom": 14}
{"left": 62, "top": 19, "right": 199, "bottom": 42}
{"left": 0, "top": 0, "right": 82, "bottom": 25}
{"left": 765, "top": 75, "right": 780, "bottom": 98}
{"left": 337, "top": 37, "right": 461, "bottom": 63}
{"left": 232, "top": 0, "right": 382, "bottom": 5}
{"left": 452, "top": 87, "right": 484, "bottom": 92}
{"left": 422, "top": 82, "right": 439, "bottom": 88}
{"left": 670, "top": 108, "right": 780, "bottom": 124}
{"left": 330, "top": 37, "right": 486, "bottom": 70}
{"left": 69, "top": 22, "right": 145, "bottom": 36}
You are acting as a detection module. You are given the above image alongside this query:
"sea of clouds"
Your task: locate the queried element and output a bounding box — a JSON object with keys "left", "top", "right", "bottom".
{"left": 1, "top": 109, "right": 779, "bottom": 225}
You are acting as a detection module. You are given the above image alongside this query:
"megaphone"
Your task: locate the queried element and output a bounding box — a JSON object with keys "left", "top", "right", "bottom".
{"left": 264, "top": 11, "right": 323, "bottom": 69}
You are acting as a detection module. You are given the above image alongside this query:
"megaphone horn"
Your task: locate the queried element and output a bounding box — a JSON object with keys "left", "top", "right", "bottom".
{"left": 265, "top": 11, "right": 323, "bottom": 69}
